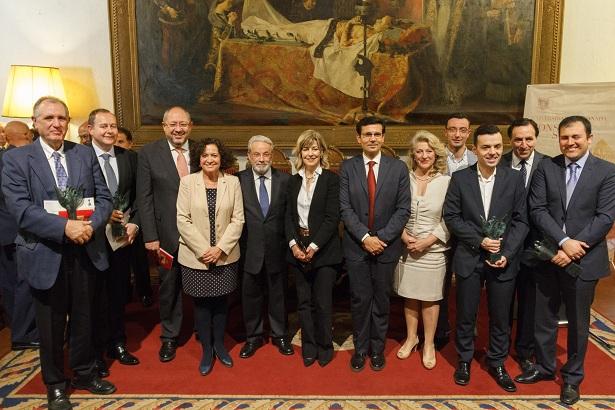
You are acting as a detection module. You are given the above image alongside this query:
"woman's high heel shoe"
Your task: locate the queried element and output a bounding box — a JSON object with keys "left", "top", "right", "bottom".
{"left": 397, "top": 336, "right": 420, "bottom": 359}
{"left": 422, "top": 343, "right": 436, "bottom": 369}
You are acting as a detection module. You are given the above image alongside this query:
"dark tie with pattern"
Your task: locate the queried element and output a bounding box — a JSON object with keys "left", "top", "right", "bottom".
{"left": 51, "top": 151, "right": 68, "bottom": 190}
{"left": 519, "top": 159, "right": 527, "bottom": 188}
{"left": 367, "top": 161, "right": 376, "bottom": 229}
{"left": 259, "top": 175, "right": 269, "bottom": 217}
{"left": 101, "top": 153, "right": 118, "bottom": 195}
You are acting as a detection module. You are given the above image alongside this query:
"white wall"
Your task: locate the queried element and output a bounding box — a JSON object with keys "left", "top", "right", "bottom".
{"left": 0, "top": 0, "right": 613, "bottom": 140}
{"left": 559, "top": 0, "right": 615, "bottom": 83}
{"left": 0, "top": 0, "right": 114, "bottom": 141}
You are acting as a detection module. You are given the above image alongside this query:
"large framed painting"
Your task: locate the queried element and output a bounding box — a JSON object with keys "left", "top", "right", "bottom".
{"left": 109, "top": 0, "right": 563, "bottom": 148}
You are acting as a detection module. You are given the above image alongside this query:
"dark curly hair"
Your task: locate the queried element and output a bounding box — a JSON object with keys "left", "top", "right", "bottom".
{"left": 190, "top": 138, "right": 236, "bottom": 173}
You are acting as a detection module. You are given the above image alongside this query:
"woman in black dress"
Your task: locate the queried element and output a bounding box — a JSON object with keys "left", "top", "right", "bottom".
{"left": 177, "top": 138, "right": 244, "bottom": 375}
{"left": 285, "top": 130, "right": 341, "bottom": 367}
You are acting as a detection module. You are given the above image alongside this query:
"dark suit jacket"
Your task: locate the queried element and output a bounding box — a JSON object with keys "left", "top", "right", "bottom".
{"left": 501, "top": 150, "right": 548, "bottom": 183}
{"left": 443, "top": 164, "right": 529, "bottom": 280}
{"left": 238, "top": 167, "right": 290, "bottom": 274}
{"left": 136, "top": 138, "right": 198, "bottom": 254}
{"left": 285, "top": 169, "right": 342, "bottom": 268}
{"left": 339, "top": 155, "right": 411, "bottom": 263}
{"left": 529, "top": 153, "right": 615, "bottom": 280}
{"left": 1, "top": 140, "right": 112, "bottom": 289}
{"left": 0, "top": 146, "right": 18, "bottom": 246}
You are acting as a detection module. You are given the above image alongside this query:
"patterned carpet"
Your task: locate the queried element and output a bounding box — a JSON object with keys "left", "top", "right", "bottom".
{"left": 1, "top": 309, "right": 614, "bottom": 409}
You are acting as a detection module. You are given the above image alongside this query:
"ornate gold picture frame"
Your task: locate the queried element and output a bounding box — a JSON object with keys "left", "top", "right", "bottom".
{"left": 109, "top": 0, "right": 563, "bottom": 149}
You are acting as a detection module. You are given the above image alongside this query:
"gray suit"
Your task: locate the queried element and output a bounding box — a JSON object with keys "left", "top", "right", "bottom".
{"left": 340, "top": 155, "right": 410, "bottom": 355}
{"left": 529, "top": 153, "right": 615, "bottom": 385}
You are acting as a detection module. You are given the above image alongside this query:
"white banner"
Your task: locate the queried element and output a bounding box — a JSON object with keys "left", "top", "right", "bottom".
{"left": 524, "top": 82, "right": 615, "bottom": 261}
{"left": 524, "top": 82, "right": 615, "bottom": 161}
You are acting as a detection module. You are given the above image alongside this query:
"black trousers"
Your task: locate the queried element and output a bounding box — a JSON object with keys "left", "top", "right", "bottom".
{"left": 534, "top": 268, "right": 597, "bottom": 386}
{"left": 31, "top": 246, "right": 96, "bottom": 390}
{"left": 435, "top": 251, "right": 453, "bottom": 340}
{"left": 0, "top": 244, "right": 38, "bottom": 344}
{"left": 347, "top": 258, "right": 395, "bottom": 356}
{"left": 193, "top": 295, "right": 228, "bottom": 351}
{"left": 455, "top": 263, "right": 516, "bottom": 367}
{"left": 242, "top": 265, "right": 288, "bottom": 343}
{"left": 158, "top": 257, "right": 183, "bottom": 342}
{"left": 510, "top": 264, "right": 536, "bottom": 360}
{"left": 130, "top": 233, "right": 152, "bottom": 298}
{"left": 291, "top": 263, "right": 336, "bottom": 361}
{"left": 93, "top": 245, "right": 132, "bottom": 354}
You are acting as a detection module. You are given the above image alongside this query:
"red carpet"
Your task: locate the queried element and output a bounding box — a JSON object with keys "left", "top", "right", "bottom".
{"left": 16, "top": 289, "right": 615, "bottom": 398}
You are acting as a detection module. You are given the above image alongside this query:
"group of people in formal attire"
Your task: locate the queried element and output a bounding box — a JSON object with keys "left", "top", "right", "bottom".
{"left": 0, "top": 96, "right": 613, "bottom": 410}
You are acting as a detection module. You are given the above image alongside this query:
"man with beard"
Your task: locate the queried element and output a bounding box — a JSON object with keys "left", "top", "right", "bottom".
{"left": 136, "top": 106, "right": 198, "bottom": 362}
{"left": 443, "top": 124, "right": 528, "bottom": 392}
{"left": 237, "top": 135, "right": 293, "bottom": 358}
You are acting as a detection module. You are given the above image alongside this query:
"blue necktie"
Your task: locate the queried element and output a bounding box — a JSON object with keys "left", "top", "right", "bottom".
{"left": 101, "top": 153, "right": 118, "bottom": 196}
{"left": 259, "top": 175, "right": 269, "bottom": 217}
{"left": 52, "top": 151, "right": 68, "bottom": 190}
{"left": 566, "top": 162, "right": 579, "bottom": 208}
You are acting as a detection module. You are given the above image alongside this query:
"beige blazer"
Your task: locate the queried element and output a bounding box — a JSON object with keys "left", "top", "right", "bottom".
{"left": 177, "top": 171, "right": 245, "bottom": 270}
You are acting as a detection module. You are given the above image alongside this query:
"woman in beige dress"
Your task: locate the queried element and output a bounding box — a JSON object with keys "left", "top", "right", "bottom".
{"left": 395, "top": 130, "right": 450, "bottom": 369}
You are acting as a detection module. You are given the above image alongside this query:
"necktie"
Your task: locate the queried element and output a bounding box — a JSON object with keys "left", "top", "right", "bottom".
{"left": 367, "top": 161, "right": 376, "bottom": 229}
{"left": 175, "top": 148, "right": 189, "bottom": 178}
{"left": 566, "top": 162, "right": 579, "bottom": 207}
{"left": 52, "top": 151, "right": 68, "bottom": 190}
{"left": 259, "top": 175, "right": 270, "bottom": 217}
{"left": 101, "top": 153, "right": 118, "bottom": 196}
{"left": 519, "top": 159, "right": 527, "bottom": 188}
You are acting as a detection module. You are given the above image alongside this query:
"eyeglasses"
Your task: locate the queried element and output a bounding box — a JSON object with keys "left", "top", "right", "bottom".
{"left": 360, "top": 132, "right": 383, "bottom": 138}
{"left": 446, "top": 127, "right": 470, "bottom": 134}
{"left": 163, "top": 122, "right": 191, "bottom": 129}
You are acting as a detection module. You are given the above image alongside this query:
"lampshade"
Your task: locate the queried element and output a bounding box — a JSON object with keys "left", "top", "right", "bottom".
{"left": 2, "top": 65, "right": 67, "bottom": 118}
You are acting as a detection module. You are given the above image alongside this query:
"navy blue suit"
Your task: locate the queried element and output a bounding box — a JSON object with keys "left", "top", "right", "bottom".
{"left": 1, "top": 139, "right": 112, "bottom": 389}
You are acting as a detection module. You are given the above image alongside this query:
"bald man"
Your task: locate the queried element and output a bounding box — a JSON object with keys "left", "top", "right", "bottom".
{"left": 78, "top": 121, "right": 91, "bottom": 145}
{"left": 4, "top": 121, "right": 33, "bottom": 147}
{"left": 0, "top": 121, "right": 38, "bottom": 350}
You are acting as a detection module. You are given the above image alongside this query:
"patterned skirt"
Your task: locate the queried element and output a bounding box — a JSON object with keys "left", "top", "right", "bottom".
{"left": 181, "top": 262, "right": 238, "bottom": 297}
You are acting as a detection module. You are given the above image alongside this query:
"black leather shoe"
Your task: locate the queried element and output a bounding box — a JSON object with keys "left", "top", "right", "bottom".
{"left": 488, "top": 365, "right": 517, "bottom": 392}
{"left": 560, "top": 383, "right": 580, "bottom": 405}
{"left": 350, "top": 353, "right": 366, "bottom": 372}
{"left": 199, "top": 347, "right": 214, "bottom": 376}
{"left": 108, "top": 344, "right": 140, "bottom": 365}
{"left": 514, "top": 366, "right": 555, "bottom": 384}
{"left": 453, "top": 361, "right": 471, "bottom": 385}
{"left": 72, "top": 376, "right": 116, "bottom": 395}
{"left": 11, "top": 341, "right": 41, "bottom": 350}
{"left": 517, "top": 358, "right": 534, "bottom": 373}
{"left": 159, "top": 341, "right": 177, "bottom": 362}
{"left": 141, "top": 295, "right": 153, "bottom": 308}
{"left": 318, "top": 354, "right": 333, "bottom": 368}
{"left": 94, "top": 358, "right": 109, "bottom": 378}
{"left": 47, "top": 387, "right": 73, "bottom": 410}
{"left": 370, "top": 353, "right": 386, "bottom": 371}
{"left": 272, "top": 338, "right": 294, "bottom": 355}
{"left": 303, "top": 356, "right": 316, "bottom": 367}
{"left": 239, "top": 340, "right": 264, "bottom": 358}
{"left": 214, "top": 345, "right": 233, "bottom": 368}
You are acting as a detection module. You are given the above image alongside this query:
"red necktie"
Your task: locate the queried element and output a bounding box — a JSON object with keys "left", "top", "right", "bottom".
{"left": 367, "top": 161, "right": 376, "bottom": 229}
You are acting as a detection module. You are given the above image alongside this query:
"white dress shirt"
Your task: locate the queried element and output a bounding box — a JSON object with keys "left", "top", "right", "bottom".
{"left": 288, "top": 167, "right": 321, "bottom": 251}
{"left": 252, "top": 167, "right": 272, "bottom": 203}
{"left": 478, "top": 166, "right": 497, "bottom": 219}
{"left": 510, "top": 150, "right": 535, "bottom": 187}
{"left": 167, "top": 140, "right": 190, "bottom": 167}
{"left": 446, "top": 146, "right": 469, "bottom": 174}
{"left": 92, "top": 142, "right": 119, "bottom": 189}
{"left": 560, "top": 150, "right": 590, "bottom": 243}
{"left": 39, "top": 137, "right": 68, "bottom": 185}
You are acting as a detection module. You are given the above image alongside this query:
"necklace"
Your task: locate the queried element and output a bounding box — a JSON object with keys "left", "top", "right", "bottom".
{"left": 414, "top": 173, "right": 432, "bottom": 181}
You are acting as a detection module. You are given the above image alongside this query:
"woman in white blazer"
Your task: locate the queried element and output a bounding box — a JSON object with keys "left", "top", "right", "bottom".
{"left": 177, "top": 138, "right": 244, "bottom": 376}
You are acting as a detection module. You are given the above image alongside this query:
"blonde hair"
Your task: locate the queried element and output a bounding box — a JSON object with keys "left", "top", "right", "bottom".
{"left": 292, "top": 129, "right": 330, "bottom": 170}
{"left": 406, "top": 130, "right": 448, "bottom": 175}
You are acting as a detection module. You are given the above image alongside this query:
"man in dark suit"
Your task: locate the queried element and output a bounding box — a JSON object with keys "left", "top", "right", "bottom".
{"left": 500, "top": 118, "right": 548, "bottom": 372}
{"left": 237, "top": 135, "right": 293, "bottom": 358}
{"left": 443, "top": 124, "right": 528, "bottom": 392}
{"left": 1, "top": 96, "right": 115, "bottom": 410}
{"left": 87, "top": 109, "right": 141, "bottom": 375}
{"left": 0, "top": 121, "right": 38, "bottom": 350}
{"left": 136, "top": 106, "right": 198, "bottom": 362}
{"left": 340, "top": 116, "right": 411, "bottom": 372}
{"left": 520, "top": 115, "right": 615, "bottom": 405}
